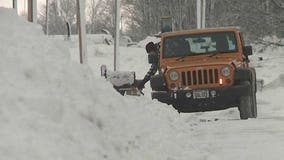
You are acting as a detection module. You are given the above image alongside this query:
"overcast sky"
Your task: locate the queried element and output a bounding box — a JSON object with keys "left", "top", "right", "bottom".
{"left": 0, "top": 0, "right": 45, "bottom": 14}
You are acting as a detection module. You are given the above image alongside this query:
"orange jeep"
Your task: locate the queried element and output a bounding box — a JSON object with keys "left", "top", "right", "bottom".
{"left": 147, "top": 27, "right": 257, "bottom": 119}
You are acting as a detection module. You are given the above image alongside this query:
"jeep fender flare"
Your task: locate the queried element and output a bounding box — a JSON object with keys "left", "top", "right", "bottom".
{"left": 234, "top": 68, "right": 254, "bottom": 83}
{"left": 234, "top": 67, "right": 256, "bottom": 92}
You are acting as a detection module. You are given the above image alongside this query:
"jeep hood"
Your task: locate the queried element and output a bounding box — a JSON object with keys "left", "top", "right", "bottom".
{"left": 165, "top": 57, "right": 239, "bottom": 69}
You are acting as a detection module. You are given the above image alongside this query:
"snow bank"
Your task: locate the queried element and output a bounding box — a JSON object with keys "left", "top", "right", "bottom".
{"left": 0, "top": 7, "right": 108, "bottom": 159}
{"left": 52, "top": 34, "right": 113, "bottom": 45}
{"left": 264, "top": 74, "right": 284, "bottom": 89}
{"left": 253, "top": 36, "right": 284, "bottom": 53}
{"left": 251, "top": 45, "right": 284, "bottom": 85}
{"left": 0, "top": 8, "right": 187, "bottom": 160}
{"left": 137, "top": 36, "right": 160, "bottom": 48}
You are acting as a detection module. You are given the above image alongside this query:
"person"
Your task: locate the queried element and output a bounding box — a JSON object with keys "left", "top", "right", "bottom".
{"left": 137, "top": 42, "right": 159, "bottom": 90}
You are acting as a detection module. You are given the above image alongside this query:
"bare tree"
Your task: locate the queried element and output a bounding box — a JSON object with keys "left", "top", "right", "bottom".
{"left": 38, "top": 0, "right": 77, "bottom": 35}
{"left": 122, "top": 0, "right": 196, "bottom": 40}
{"left": 37, "top": 0, "right": 283, "bottom": 42}
{"left": 123, "top": 0, "right": 284, "bottom": 41}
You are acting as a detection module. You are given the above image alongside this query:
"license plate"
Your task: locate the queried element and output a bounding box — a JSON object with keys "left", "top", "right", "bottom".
{"left": 193, "top": 90, "right": 209, "bottom": 99}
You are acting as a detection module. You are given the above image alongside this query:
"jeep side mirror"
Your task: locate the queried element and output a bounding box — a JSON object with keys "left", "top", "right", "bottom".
{"left": 243, "top": 46, "right": 252, "bottom": 56}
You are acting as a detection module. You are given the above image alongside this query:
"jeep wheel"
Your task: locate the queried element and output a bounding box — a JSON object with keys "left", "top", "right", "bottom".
{"left": 239, "top": 95, "right": 252, "bottom": 120}
{"left": 250, "top": 92, "right": 257, "bottom": 118}
{"left": 250, "top": 74, "right": 257, "bottom": 118}
{"left": 238, "top": 81, "right": 255, "bottom": 120}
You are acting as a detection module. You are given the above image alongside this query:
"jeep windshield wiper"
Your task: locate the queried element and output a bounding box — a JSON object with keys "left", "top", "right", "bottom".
{"left": 207, "top": 51, "right": 228, "bottom": 57}
{"left": 176, "top": 55, "right": 187, "bottom": 61}
{"left": 208, "top": 52, "right": 219, "bottom": 57}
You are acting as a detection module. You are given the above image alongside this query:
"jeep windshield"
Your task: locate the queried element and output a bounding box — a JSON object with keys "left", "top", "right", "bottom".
{"left": 163, "top": 32, "right": 238, "bottom": 58}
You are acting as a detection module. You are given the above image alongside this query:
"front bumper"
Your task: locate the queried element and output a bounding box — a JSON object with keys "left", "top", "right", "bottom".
{"left": 152, "top": 83, "right": 250, "bottom": 112}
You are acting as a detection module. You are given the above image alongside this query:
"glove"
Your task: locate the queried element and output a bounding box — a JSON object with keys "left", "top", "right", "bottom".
{"left": 138, "top": 83, "right": 145, "bottom": 90}
{"left": 135, "top": 80, "right": 145, "bottom": 90}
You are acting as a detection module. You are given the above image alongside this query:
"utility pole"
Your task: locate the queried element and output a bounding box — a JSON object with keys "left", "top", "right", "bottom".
{"left": 196, "top": 0, "right": 206, "bottom": 29}
{"left": 201, "top": 0, "right": 206, "bottom": 28}
{"left": 76, "top": 0, "right": 87, "bottom": 64}
{"left": 197, "top": 0, "right": 201, "bottom": 29}
{"left": 13, "top": 0, "right": 17, "bottom": 12}
{"left": 178, "top": 0, "right": 183, "bottom": 30}
{"left": 28, "top": 0, "right": 37, "bottom": 23}
{"left": 114, "top": 0, "right": 121, "bottom": 71}
{"left": 24, "top": 0, "right": 26, "bottom": 15}
{"left": 46, "top": 0, "right": 49, "bottom": 35}
{"left": 120, "top": 15, "right": 123, "bottom": 35}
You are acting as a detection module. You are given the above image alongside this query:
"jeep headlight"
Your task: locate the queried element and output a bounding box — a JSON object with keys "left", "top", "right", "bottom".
{"left": 221, "top": 66, "right": 231, "bottom": 77}
{"left": 169, "top": 71, "right": 179, "bottom": 81}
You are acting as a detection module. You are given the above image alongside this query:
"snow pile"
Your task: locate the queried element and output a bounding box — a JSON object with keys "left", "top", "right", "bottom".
{"left": 52, "top": 34, "right": 113, "bottom": 45}
{"left": 0, "top": 8, "right": 186, "bottom": 160}
{"left": 253, "top": 36, "right": 284, "bottom": 53}
{"left": 252, "top": 45, "right": 284, "bottom": 85}
{"left": 52, "top": 34, "right": 135, "bottom": 47}
{"left": 264, "top": 74, "right": 284, "bottom": 89}
{"left": 137, "top": 36, "right": 160, "bottom": 48}
{"left": 0, "top": 8, "right": 108, "bottom": 159}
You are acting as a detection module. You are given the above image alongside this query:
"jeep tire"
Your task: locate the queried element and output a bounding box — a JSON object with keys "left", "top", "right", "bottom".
{"left": 238, "top": 80, "right": 257, "bottom": 120}
{"left": 250, "top": 68, "right": 258, "bottom": 118}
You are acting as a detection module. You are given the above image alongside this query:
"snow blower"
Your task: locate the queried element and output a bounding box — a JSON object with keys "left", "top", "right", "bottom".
{"left": 100, "top": 65, "right": 144, "bottom": 96}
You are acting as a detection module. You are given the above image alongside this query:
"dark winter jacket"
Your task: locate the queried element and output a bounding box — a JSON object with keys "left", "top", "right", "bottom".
{"left": 139, "top": 63, "right": 158, "bottom": 88}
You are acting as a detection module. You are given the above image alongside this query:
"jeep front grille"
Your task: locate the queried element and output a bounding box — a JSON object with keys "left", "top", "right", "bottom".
{"left": 181, "top": 68, "right": 219, "bottom": 86}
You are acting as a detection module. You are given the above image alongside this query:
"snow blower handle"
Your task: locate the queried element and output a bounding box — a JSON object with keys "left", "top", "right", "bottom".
{"left": 133, "top": 79, "right": 145, "bottom": 95}
{"left": 138, "top": 89, "right": 144, "bottom": 95}
{"left": 100, "top": 64, "right": 144, "bottom": 96}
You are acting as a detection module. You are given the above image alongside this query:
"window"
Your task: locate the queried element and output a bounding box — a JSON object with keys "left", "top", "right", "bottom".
{"left": 163, "top": 32, "right": 238, "bottom": 58}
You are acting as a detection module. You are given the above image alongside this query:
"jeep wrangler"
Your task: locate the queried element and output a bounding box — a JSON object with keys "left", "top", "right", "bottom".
{"left": 147, "top": 27, "right": 257, "bottom": 120}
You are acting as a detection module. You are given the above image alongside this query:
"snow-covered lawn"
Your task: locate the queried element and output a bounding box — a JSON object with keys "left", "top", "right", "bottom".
{"left": 1, "top": 7, "right": 284, "bottom": 160}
